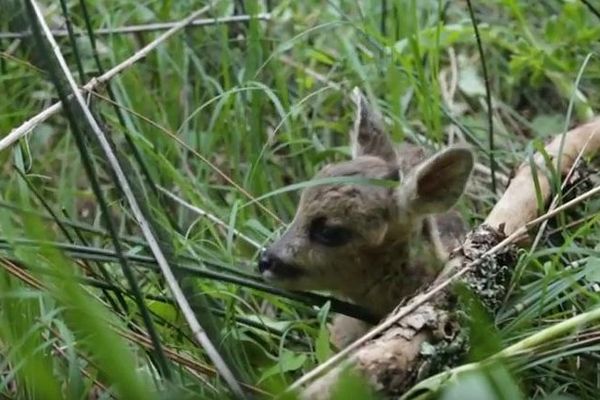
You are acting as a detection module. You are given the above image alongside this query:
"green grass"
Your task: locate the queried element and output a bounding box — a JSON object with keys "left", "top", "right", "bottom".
{"left": 1, "top": 0, "right": 600, "bottom": 399}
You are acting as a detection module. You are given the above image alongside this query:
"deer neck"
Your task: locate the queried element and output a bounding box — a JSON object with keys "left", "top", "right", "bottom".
{"left": 339, "top": 222, "right": 441, "bottom": 317}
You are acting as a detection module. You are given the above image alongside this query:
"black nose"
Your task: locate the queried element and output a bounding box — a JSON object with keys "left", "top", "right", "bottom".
{"left": 258, "top": 251, "right": 303, "bottom": 279}
{"left": 258, "top": 252, "right": 278, "bottom": 273}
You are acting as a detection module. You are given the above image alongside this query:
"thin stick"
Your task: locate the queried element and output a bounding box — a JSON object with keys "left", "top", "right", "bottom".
{"left": 26, "top": 1, "right": 245, "bottom": 396}
{"left": 157, "top": 186, "right": 264, "bottom": 250}
{"left": 278, "top": 55, "right": 342, "bottom": 91}
{"left": 0, "top": 14, "right": 270, "bottom": 39}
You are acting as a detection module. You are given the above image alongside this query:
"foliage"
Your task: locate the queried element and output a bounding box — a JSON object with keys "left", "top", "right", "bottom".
{"left": 0, "top": 0, "right": 599, "bottom": 398}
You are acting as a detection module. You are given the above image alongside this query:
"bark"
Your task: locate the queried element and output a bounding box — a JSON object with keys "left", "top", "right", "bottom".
{"left": 301, "top": 119, "right": 600, "bottom": 399}
{"left": 486, "top": 119, "right": 600, "bottom": 234}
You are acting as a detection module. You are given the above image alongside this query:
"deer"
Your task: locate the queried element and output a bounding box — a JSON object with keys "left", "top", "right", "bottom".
{"left": 258, "top": 88, "right": 474, "bottom": 348}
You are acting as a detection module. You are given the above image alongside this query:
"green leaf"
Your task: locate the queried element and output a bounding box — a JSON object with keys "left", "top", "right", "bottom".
{"left": 241, "top": 314, "right": 293, "bottom": 332}
{"left": 315, "top": 323, "right": 333, "bottom": 364}
{"left": 583, "top": 257, "right": 600, "bottom": 283}
{"left": 530, "top": 114, "right": 564, "bottom": 138}
{"left": 315, "top": 301, "right": 333, "bottom": 363}
{"left": 259, "top": 350, "right": 307, "bottom": 382}
{"left": 459, "top": 65, "right": 486, "bottom": 97}
{"left": 440, "top": 363, "right": 523, "bottom": 400}
{"left": 331, "top": 367, "right": 381, "bottom": 400}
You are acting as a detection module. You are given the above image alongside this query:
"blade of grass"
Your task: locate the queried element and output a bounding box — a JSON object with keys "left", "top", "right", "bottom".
{"left": 466, "top": 0, "right": 497, "bottom": 194}
{"left": 57, "top": 0, "right": 85, "bottom": 82}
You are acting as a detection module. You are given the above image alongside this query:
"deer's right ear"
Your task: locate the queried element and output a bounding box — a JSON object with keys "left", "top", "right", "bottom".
{"left": 350, "top": 87, "right": 397, "bottom": 163}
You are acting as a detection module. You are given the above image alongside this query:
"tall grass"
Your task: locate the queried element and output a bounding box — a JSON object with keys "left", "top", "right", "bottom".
{"left": 0, "top": 0, "right": 599, "bottom": 398}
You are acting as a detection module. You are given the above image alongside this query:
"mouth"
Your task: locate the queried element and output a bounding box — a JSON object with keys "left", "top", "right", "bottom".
{"left": 260, "top": 263, "right": 305, "bottom": 281}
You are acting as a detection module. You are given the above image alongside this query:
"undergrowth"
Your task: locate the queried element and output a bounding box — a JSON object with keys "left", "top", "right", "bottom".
{"left": 1, "top": 0, "right": 600, "bottom": 399}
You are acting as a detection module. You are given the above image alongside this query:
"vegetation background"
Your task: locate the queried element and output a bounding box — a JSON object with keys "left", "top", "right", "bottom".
{"left": 1, "top": 0, "right": 600, "bottom": 399}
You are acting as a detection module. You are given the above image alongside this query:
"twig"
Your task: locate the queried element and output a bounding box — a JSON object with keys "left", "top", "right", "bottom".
{"left": 25, "top": 1, "right": 246, "bottom": 397}
{"left": 157, "top": 186, "right": 264, "bottom": 250}
{"left": 0, "top": 14, "right": 271, "bottom": 39}
{"left": 279, "top": 55, "right": 342, "bottom": 91}
{"left": 0, "top": 51, "right": 43, "bottom": 72}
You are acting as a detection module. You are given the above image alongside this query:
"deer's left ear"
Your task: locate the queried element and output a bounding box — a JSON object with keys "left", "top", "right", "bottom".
{"left": 396, "top": 146, "right": 474, "bottom": 215}
{"left": 350, "top": 87, "right": 397, "bottom": 163}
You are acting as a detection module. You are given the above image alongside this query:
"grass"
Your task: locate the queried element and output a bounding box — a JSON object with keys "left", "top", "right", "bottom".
{"left": 1, "top": 0, "right": 600, "bottom": 399}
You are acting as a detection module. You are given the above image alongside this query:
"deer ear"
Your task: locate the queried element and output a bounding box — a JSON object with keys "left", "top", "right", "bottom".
{"left": 397, "top": 146, "right": 474, "bottom": 215}
{"left": 350, "top": 87, "right": 397, "bottom": 163}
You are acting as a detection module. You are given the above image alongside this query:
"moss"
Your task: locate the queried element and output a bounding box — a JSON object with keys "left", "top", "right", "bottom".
{"left": 460, "top": 224, "right": 518, "bottom": 314}
{"left": 416, "top": 224, "right": 518, "bottom": 382}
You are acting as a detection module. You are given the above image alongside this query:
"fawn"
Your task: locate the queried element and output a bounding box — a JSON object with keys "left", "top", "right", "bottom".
{"left": 258, "top": 88, "right": 474, "bottom": 348}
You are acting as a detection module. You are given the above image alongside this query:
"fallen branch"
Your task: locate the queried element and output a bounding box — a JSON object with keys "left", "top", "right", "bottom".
{"left": 486, "top": 119, "right": 600, "bottom": 234}
{"left": 295, "top": 118, "right": 600, "bottom": 399}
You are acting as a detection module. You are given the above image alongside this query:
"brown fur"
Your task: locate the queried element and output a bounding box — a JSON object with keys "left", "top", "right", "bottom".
{"left": 259, "top": 88, "right": 474, "bottom": 348}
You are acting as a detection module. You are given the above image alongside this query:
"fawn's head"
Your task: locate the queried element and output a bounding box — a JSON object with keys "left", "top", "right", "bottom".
{"left": 259, "top": 89, "right": 474, "bottom": 294}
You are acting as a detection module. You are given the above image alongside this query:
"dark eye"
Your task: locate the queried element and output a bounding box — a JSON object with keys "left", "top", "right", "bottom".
{"left": 309, "top": 217, "right": 353, "bottom": 247}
